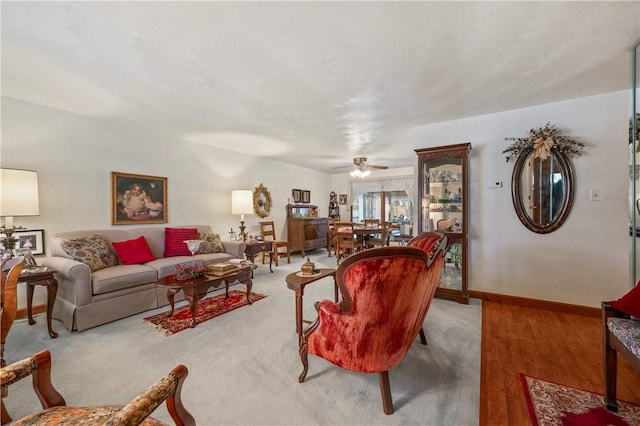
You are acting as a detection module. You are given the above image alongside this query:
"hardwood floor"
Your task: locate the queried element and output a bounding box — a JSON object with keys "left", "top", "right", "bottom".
{"left": 480, "top": 300, "right": 640, "bottom": 425}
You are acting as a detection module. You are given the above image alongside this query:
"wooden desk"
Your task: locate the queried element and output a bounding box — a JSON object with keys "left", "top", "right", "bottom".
{"left": 285, "top": 269, "right": 337, "bottom": 344}
{"left": 20, "top": 268, "right": 59, "bottom": 338}
{"left": 244, "top": 240, "right": 273, "bottom": 272}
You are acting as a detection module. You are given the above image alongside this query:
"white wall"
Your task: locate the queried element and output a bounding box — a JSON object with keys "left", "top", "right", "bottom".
{"left": 332, "top": 91, "right": 632, "bottom": 307}
{"left": 1, "top": 96, "right": 331, "bottom": 305}
{"left": 3, "top": 91, "right": 633, "bottom": 309}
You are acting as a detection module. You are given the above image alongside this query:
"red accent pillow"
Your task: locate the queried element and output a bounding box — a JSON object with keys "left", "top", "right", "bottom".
{"left": 163, "top": 227, "right": 198, "bottom": 257}
{"left": 609, "top": 284, "right": 640, "bottom": 318}
{"left": 112, "top": 236, "right": 156, "bottom": 265}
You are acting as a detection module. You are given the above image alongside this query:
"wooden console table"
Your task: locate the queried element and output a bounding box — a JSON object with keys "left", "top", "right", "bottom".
{"left": 20, "top": 268, "right": 59, "bottom": 338}
{"left": 244, "top": 241, "right": 273, "bottom": 272}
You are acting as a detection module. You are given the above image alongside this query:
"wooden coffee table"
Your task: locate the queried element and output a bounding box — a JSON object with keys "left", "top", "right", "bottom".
{"left": 156, "top": 264, "right": 256, "bottom": 328}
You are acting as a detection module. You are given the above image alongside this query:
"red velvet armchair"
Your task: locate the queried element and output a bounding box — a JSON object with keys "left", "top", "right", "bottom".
{"left": 298, "top": 233, "right": 447, "bottom": 415}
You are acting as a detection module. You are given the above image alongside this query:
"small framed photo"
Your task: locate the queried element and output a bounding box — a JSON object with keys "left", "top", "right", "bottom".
{"left": 339, "top": 194, "right": 348, "bottom": 205}
{"left": 292, "top": 189, "right": 302, "bottom": 203}
{"left": 13, "top": 229, "right": 45, "bottom": 255}
{"left": 112, "top": 172, "right": 168, "bottom": 225}
{"left": 302, "top": 190, "right": 311, "bottom": 204}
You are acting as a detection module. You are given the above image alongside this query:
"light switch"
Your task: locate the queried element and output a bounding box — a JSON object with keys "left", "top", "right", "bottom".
{"left": 590, "top": 189, "right": 601, "bottom": 201}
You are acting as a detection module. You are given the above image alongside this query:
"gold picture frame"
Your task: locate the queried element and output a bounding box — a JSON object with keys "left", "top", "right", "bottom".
{"left": 111, "top": 172, "right": 168, "bottom": 225}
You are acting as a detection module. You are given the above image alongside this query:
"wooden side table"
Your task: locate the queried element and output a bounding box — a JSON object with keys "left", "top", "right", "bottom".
{"left": 244, "top": 240, "right": 274, "bottom": 272}
{"left": 285, "top": 268, "right": 337, "bottom": 344}
{"left": 20, "top": 268, "right": 59, "bottom": 338}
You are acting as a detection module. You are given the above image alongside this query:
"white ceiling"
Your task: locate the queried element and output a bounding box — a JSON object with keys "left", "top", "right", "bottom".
{"left": 2, "top": 1, "right": 639, "bottom": 173}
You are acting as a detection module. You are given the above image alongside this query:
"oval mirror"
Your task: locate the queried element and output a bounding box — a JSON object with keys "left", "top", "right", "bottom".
{"left": 253, "top": 183, "right": 272, "bottom": 218}
{"left": 511, "top": 148, "right": 575, "bottom": 233}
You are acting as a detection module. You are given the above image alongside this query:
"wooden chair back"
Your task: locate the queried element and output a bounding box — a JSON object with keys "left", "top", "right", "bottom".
{"left": 1, "top": 257, "right": 24, "bottom": 424}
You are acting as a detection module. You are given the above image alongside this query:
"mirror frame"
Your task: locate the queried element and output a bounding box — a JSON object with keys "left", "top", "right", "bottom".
{"left": 511, "top": 147, "right": 575, "bottom": 234}
{"left": 253, "top": 183, "right": 272, "bottom": 218}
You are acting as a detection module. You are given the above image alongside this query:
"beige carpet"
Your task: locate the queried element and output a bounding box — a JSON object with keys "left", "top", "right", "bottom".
{"left": 5, "top": 251, "right": 481, "bottom": 425}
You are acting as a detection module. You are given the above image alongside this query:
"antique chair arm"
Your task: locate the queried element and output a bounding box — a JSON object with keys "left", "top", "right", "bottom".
{"left": 1, "top": 350, "right": 66, "bottom": 409}
{"left": 105, "top": 365, "right": 195, "bottom": 426}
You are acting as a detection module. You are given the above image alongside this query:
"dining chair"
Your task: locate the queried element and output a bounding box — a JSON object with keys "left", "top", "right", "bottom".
{"left": 327, "top": 222, "right": 338, "bottom": 257}
{"left": 364, "top": 218, "right": 380, "bottom": 227}
{"left": 298, "top": 241, "right": 447, "bottom": 415}
{"left": 366, "top": 223, "right": 391, "bottom": 249}
{"left": 259, "top": 221, "right": 291, "bottom": 267}
{"left": 1, "top": 256, "right": 24, "bottom": 425}
{"left": 335, "top": 225, "right": 363, "bottom": 265}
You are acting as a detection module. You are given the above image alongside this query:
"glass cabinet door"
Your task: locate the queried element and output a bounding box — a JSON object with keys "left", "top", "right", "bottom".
{"left": 415, "top": 143, "right": 471, "bottom": 304}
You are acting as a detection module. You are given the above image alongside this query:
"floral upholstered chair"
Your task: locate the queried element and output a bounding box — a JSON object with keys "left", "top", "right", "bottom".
{"left": 298, "top": 236, "right": 447, "bottom": 415}
{"left": 0, "top": 350, "right": 195, "bottom": 426}
{"left": 602, "top": 285, "right": 640, "bottom": 412}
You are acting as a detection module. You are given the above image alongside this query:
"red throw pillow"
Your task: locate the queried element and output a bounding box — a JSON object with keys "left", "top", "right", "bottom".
{"left": 112, "top": 236, "right": 156, "bottom": 265}
{"left": 164, "top": 227, "right": 198, "bottom": 257}
{"left": 609, "top": 284, "right": 640, "bottom": 318}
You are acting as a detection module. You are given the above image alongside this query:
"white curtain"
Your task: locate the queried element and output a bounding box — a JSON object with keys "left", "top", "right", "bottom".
{"left": 349, "top": 175, "right": 415, "bottom": 208}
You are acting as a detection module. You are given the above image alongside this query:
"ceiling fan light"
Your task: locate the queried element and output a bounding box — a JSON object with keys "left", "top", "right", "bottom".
{"left": 350, "top": 169, "right": 370, "bottom": 179}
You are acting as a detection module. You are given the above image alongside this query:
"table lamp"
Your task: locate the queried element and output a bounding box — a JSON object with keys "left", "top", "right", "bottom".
{"left": 231, "top": 190, "right": 253, "bottom": 242}
{"left": 0, "top": 169, "right": 40, "bottom": 253}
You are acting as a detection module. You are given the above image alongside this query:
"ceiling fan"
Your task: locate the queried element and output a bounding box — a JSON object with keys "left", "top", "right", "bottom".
{"left": 348, "top": 157, "right": 388, "bottom": 178}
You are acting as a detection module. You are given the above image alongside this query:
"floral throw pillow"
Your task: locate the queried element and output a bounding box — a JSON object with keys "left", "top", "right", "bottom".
{"left": 197, "top": 232, "right": 226, "bottom": 254}
{"left": 60, "top": 234, "right": 119, "bottom": 272}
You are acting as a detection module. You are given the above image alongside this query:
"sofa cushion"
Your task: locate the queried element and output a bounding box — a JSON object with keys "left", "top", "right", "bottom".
{"left": 163, "top": 228, "right": 198, "bottom": 257}
{"left": 198, "top": 232, "right": 225, "bottom": 254}
{"left": 112, "top": 236, "right": 156, "bottom": 265}
{"left": 91, "top": 264, "right": 158, "bottom": 295}
{"left": 609, "top": 284, "right": 640, "bottom": 319}
{"left": 60, "top": 234, "right": 119, "bottom": 272}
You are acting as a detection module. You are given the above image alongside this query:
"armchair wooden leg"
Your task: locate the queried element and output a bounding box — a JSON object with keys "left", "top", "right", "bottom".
{"left": 298, "top": 342, "right": 309, "bottom": 383}
{"left": 419, "top": 328, "right": 427, "bottom": 345}
{"left": 604, "top": 342, "right": 618, "bottom": 412}
{"left": 379, "top": 371, "right": 394, "bottom": 415}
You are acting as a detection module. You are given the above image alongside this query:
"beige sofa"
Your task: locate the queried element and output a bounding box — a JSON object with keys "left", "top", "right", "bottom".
{"left": 43, "top": 225, "right": 245, "bottom": 331}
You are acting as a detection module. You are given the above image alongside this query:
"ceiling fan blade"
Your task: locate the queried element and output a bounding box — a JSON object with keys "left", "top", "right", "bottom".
{"left": 368, "top": 164, "right": 389, "bottom": 170}
{"left": 332, "top": 165, "right": 354, "bottom": 170}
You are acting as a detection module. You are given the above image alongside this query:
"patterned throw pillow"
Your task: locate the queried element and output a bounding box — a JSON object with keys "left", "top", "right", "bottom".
{"left": 197, "top": 231, "right": 226, "bottom": 254}
{"left": 60, "top": 234, "right": 119, "bottom": 272}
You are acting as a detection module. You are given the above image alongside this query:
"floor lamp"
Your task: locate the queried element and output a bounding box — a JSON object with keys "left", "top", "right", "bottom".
{"left": 231, "top": 190, "right": 253, "bottom": 242}
{"left": 0, "top": 169, "right": 40, "bottom": 254}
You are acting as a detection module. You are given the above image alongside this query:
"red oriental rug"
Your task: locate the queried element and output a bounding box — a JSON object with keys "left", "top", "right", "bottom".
{"left": 143, "top": 290, "right": 267, "bottom": 335}
{"left": 521, "top": 373, "right": 640, "bottom": 426}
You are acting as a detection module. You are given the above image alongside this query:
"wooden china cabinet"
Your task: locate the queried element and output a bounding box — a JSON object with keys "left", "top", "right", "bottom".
{"left": 415, "top": 143, "right": 471, "bottom": 304}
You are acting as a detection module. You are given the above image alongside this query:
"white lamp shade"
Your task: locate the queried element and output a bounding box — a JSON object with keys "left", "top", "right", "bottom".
{"left": 1, "top": 169, "right": 40, "bottom": 216}
{"left": 231, "top": 190, "right": 253, "bottom": 215}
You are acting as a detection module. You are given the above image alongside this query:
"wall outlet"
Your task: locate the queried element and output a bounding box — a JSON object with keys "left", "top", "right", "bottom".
{"left": 590, "top": 189, "right": 601, "bottom": 201}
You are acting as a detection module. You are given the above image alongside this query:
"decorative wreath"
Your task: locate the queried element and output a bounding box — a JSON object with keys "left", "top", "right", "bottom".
{"left": 503, "top": 122, "right": 584, "bottom": 163}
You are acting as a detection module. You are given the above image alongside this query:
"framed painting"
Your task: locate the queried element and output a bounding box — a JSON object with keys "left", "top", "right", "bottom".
{"left": 112, "top": 172, "right": 168, "bottom": 225}
{"left": 302, "top": 190, "right": 311, "bottom": 204}
{"left": 292, "top": 189, "right": 302, "bottom": 203}
{"left": 339, "top": 194, "right": 348, "bottom": 205}
{"left": 13, "top": 229, "right": 45, "bottom": 255}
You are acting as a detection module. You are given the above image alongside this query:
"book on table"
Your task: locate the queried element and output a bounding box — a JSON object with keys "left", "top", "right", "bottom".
{"left": 207, "top": 262, "right": 239, "bottom": 276}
